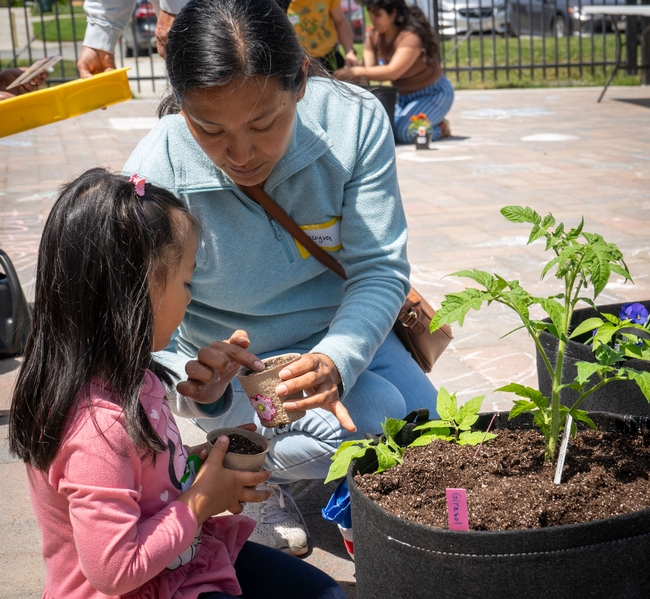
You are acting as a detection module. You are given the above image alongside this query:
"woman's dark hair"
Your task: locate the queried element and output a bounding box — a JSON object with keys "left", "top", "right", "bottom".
{"left": 360, "top": 0, "right": 440, "bottom": 62}
{"left": 9, "top": 168, "right": 198, "bottom": 470}
{"left": 159, "top": 0, "right": 322, "bottom": 117}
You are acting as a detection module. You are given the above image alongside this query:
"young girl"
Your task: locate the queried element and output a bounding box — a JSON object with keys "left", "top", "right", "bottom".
{"left": 9, "top": 168, "right": 347, "bottom": 599}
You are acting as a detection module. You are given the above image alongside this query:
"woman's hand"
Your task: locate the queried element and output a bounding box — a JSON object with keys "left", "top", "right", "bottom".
{"left": 0, "top": 67, "right": 48, "bottom": 95}
{"left": 177, "top": 330, "right": 264, "bottom": 405}
{"left": 333, "top": 66, "right": 363, "bottom": 82}
{"left": 344, "top": 49, "right": 360, "bottom": 67}
{"left": 275, "top": 353, "right": 356, "bottom": 432}
{"left": 177, "top": 434, "right": 271, "bottom": 526}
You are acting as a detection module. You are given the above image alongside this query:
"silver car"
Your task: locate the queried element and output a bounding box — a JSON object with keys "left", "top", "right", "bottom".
{"left": 438, "top": 0, "right": 508, "bottom": 36}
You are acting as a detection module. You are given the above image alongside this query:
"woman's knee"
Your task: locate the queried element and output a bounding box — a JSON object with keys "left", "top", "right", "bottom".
{"left": 342, "top": 370, "right": 407, "bottom": 436}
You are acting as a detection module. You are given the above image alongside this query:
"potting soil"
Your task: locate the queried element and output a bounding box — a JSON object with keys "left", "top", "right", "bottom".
{"left": 355, "top": 429, "right": 650, "bottom": 531}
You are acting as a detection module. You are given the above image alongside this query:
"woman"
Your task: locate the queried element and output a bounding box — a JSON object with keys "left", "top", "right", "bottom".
{"left": 334, "top": 0, "right": 454, "bottom": 145}
{"left": 124, "top": 0, "right": 438, "bottom": 558}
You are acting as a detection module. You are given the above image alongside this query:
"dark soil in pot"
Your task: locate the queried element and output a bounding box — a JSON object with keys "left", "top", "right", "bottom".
{"left": 226, "top": 433, "right": 264, "bottom": 455}
{"left": 537, "top": 300, "right": 650, "bottom": 416}
{"left": 355, "top": 427, "right": 650, "bottom": 530}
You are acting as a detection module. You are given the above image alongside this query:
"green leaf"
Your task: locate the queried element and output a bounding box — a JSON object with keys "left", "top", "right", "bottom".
{"left": 584, "top": 244, "right": 611, "bottom": 299}
{"left": 436, "top": 388, "right": 458, "bottom": 421}
{"left": 375, "top": 443, "right": 403, "bottom": 473}
{"left": 574, "top": 361, "right": 609, "bottom": 385}
{"left": 382, "top": 418, "right": 407, "bottom": 441}
{"left": 509, "top": 399, "right": 538, "bottom": 419}
{"left": 540, "top": 255, "right": 561, "bottom": 280}
{"left": 456, "top": 395, "right": 485, "bottom": 430}
{"left": 541, "top": 213, "right": 556, "bottom": 228}
{"left": 409, "top": 432, "right": 449, "bottom": 447}
{"left": 624, "top": 369, "right": 650, "bottom": 401}
{"left": 528, "top": 224, "right": 545, "bottom": 245}
{"left": 414, "top": 420, "right": 453, "bottom": 431}
{"left": 325, "top": 444, "right": 370, "bottom": 483}
{"left": 570, "top": 317, "right": 605, "bottom": 338}
{"left": 501, "top": 205, "right": 540, "bottom": 225}
{"left": 430, "top": 288, "right": 493, "bottom": 331}
{"left": 497, "top": 383, "right": 547, "bottom": 409}
{"left": 593, "top": 341, "right": 626, "bottom": 366}
{"left": 458, "top": 431, "right": 497, "bottom": 446}
{"left": 449, "top": 269, "right": 495, "bottom": 289}
{"left": 536, "top": 298, "right": 566, "bottom": 341}
{"left": 610, "top": 262, "right": 632, "bottom": 282}
{"left": 569, "top": 409, "right": 596, "bottom": 431}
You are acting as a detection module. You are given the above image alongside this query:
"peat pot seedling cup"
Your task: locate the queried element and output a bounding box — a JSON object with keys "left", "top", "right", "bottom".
{"left": 237, "top": 353, "right": 306, "bottom": 428}
{"left": 206, "top": 427, "right": 269, "bottom": 472}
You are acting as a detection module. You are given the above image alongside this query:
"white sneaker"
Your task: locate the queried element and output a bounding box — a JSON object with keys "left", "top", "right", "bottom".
{"left": 242, "top": 483, "right": 309, "bottom": 557}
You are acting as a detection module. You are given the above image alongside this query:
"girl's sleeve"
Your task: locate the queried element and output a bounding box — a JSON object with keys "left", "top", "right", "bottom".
{"left": 54, "top": 410, "right": 198, "bottom": 596}
{"left": 311, "top": 94, "right": 410, "bottom": 394}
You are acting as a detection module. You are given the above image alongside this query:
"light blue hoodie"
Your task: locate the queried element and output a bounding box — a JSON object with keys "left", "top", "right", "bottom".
{"left": 124, "top": 78, "right": 410, "bottom": 414}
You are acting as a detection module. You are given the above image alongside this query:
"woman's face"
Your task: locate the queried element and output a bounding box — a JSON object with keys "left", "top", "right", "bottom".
{"left": 368, "top": 7, "right": 397, "bottom": 34}
{"left": 181, "top": 73, "right": 306, "bottom": 187}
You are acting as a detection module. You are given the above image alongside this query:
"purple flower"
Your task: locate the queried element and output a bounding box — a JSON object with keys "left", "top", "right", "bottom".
{"left": 619, "top": 303, "right": 649, "bottom": 325}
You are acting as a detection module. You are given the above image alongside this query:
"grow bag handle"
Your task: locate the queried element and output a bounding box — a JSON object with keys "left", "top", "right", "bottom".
{"left": 403, "top": 408, "right": 430, "bottom": 424}
{"left": 617, "top": 327, "right": 650, "bottom": 341}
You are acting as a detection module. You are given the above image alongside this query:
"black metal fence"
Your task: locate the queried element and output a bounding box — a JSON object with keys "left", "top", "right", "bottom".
{"left": 1, "top": 0, "right": 647, "bottom": 89}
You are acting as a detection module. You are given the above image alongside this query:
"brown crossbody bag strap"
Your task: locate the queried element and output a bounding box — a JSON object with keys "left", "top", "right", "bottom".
{"left": 237, "top": 183, "right": 452, "bottom": 373}
{"left": 239, "top": 184, "right": 347, "bottom": 280}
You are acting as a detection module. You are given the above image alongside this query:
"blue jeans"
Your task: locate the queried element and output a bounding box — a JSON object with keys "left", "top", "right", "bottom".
{"left": 198, "top": 541, "right": 347, "bottom": 599}
{"left": 196, "top": 330, "right": 438, "bottom": 484}
{"left": 393, "top": 75, "right": 455, "bottom": 144}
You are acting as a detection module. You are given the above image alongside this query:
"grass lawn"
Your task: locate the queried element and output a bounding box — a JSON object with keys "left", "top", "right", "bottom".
{"left": 355, "top": 33, "right": 641, "bottom": 90}
{"left": 33, "top": 14, "right": 87, "bottom": 42}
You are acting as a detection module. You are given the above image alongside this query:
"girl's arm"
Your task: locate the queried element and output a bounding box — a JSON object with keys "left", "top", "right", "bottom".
{"left": 56, "top": 408, "right": 269, "bottom": 596}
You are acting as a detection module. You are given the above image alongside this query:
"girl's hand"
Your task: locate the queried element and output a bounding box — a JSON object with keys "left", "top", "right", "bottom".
{"left": 177, "top": 434, "right": 271, "bottom": 526}
{"left": 177, "top": 331, "right": 264, "bottom": 405}
{"left": 275, "top": 353, "right": 356, "bottom": 432}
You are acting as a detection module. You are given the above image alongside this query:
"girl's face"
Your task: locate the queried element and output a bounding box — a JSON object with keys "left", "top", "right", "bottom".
{"left": 181, "top": 70, "right": 307, "bottom": 187}
{"left": 369, "top": 7, "right": 397, "bottom": 34}
{"left": 151, "top": 226, "right": 198, "bottom": 352}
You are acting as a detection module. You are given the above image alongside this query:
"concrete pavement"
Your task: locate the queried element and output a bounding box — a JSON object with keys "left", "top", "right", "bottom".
{"left": 1, "top": 84, "right": 650, "bottom": 598}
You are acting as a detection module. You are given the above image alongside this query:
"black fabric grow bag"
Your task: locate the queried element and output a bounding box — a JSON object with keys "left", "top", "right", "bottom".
{"left": 537, "top": 301, "right": 650, "bottom": 416}
{"left": 349, "top": 412, "right": 650, "bottom": 599}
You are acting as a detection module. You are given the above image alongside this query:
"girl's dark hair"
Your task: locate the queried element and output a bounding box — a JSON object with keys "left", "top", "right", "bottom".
{"left": 9, "top": 168, "right": 198, "bottom": 470}
{"left": 360, "top": 0, "right": 440, "bottom": 62}
{"left": 159, "top": 0, "right": 323, "bottom": 117}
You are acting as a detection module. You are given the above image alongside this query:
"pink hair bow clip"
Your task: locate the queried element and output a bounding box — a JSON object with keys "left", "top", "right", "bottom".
{"left": 129, "top": 173, "right": 146, "bottom": 197}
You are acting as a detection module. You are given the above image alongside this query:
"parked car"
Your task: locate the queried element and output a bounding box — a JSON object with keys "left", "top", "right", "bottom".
{"left": 122, "top": 0, "right": 157, "bottom": 57}
{"left": 413, "top": 0, "right": 508, "bottom": 38}
{"left": 341, "top": 0, "right": 365, "bottom": 43}
{"left": 507, "top": 0, "right": 622, "bottom": 37}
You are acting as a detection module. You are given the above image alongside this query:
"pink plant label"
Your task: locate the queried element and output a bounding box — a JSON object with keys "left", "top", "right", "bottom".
{"left": 446, "top": 488, "right": 469, "bottom": 531}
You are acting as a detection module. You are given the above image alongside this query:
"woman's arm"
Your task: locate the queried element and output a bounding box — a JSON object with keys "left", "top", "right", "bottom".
{"left": 363, "top": 47, "right": 378, "bottom": 68}
{"left": 336, "top": 45, "right": 421, "bottom": 82}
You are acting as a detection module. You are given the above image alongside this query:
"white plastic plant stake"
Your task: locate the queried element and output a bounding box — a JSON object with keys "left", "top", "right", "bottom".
{"left": 553, "top": 414, "right": 573, "bottom": 485}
